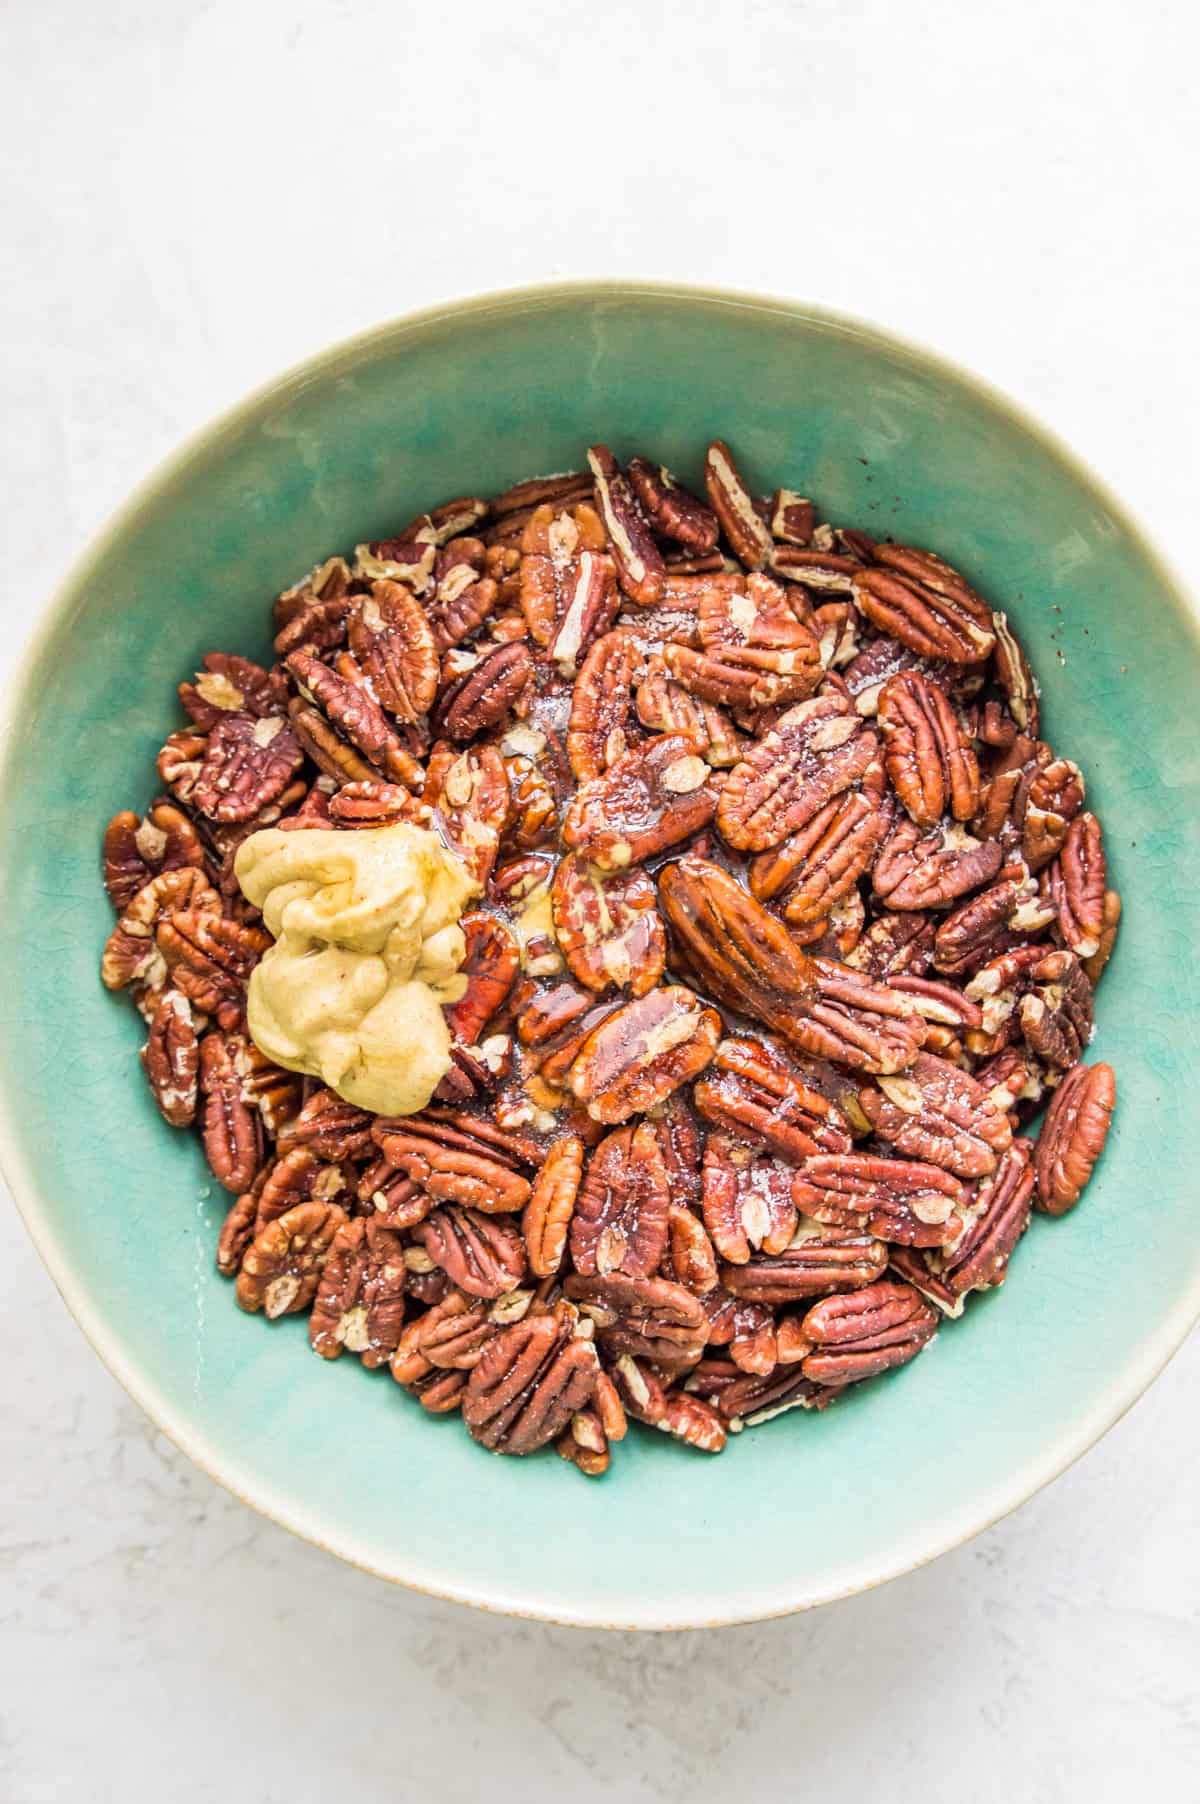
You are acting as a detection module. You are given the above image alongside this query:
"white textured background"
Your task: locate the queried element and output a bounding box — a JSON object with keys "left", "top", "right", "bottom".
{"left": 2, "top": 2, "right": 1198, "bottom": 1799}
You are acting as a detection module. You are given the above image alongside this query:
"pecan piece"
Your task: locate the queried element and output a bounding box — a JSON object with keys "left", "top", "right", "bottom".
{"left": 1018, "top": 948, "right": 1094, "bottom": 1069}
{"left": 414, "top": 1206, "right": 528, "bottom": 1299}
{"left": 1033, "top": 1060, "right": 1115, "bottom": 1216}
{"left": 716, "top": 694, "right": 876, "bottom": 852}
{"left": 523, "top": 1133, "right": 584, "bottom": 1277}
{"left": 1083, "top": 889, "right": 1121, "bottom": 986}
{"left": 662, "top": 1202, "right": 719, "bottom": 1295}
{"left": 701, "top": 1361, "right": 836, "bottom": 1428}
{"left": 463, "top": 1312, "right": 599, "bottom": 1454}
{"left": 627, "top": 458, "right": 719, "bottom": 551}
{"left": 873, "top": 817, "right": 1004, "bottom": 910}
{"left": 892, "top": 1136, "right": 1035, "bottom": 1315}
{"left": 102, "top": 804, "right": 205, "bottom": 912}
{"left": 587, "top": 444, "right": 666, "bottom": 605}
{"left": 791, "top": 1154, "right": 966, "bottom": 1248}
{"left": 663, "top": 574, "right": 823, "bottom": 710}
{"left": 692, "top": 1036, "right": 852, "bottom": 1161}
{"left": 853, "top": 546, "right": 996, "bottom": 664}
{"left": 198, "top": 1031, "right": 262, "bottom": 1193}
{"left": 235, "top": 1199, "right": 348, "bottom": 1319}
{"left": 992, "top": 612, "right": 1040, "bottom": 735}
{"left": 748, "top": 764, "right": 891, "bottom": 928}
{"left": 563, "top": 1273, "right": 710, "bottom": 1373}
{"left": 561, "top": 733, "right": 716, "bottom": 872}
{"left": 374, "top": 1120, "right": 531, "bottom": 1212}
{"left": 566, "top": 631, "right": 642, "bottom": 781}
{"left": 1044, "top": 812, "right": 1107, "bottom": 959}
{"left": 101, "top": 867, "right": 217, "bottom": 991}
{"left": 567, "top": 986, "right": 720, "bottom": 1123}
{"left": 701, "top": 1132, "right": 797, "bottom": 1263}
{"left": 435, "top": 640, "right": 531, "bottom": 740}
{"left": 799, "top": 1279, "right": 938, "bottom": 1384}
{"left": 157, "top": 728, "right": 208, "bottom": 805}
{"left": 346, "top": 580, "right": 440, "bottom": 721}
{"left": 569, "top": 1121, "right": 670, "bottom": 1278}
{"left": 519, "top": 503, "right": 618, "bottom": 671}
{"left": 652, "top": 1089, "right": 704, "bottom": 1210}
{"left": 704, "top": 439, "right": 773, "bottom": 570}
{"left": 179, "top": 652, "right": 286, "bottom": 729}
{"left": 635, "top": 655, "right": 741, "bottom": 767}
{"left": 659, "top": 855, "right": 817, "bottom": 1030}
{"left": 443, "top": 912, "right": 519, "bottom": 1047}
{"left": 859, "top": 1052, "right": 1012, "bottom": 1178}
{"left": 422, "top": 740, "right": 509, "bottom": 887}
{"left": 719, "top": 1224, "right": 888, "bottom": 1303}
{"left": 551, "top": 854, "right": 665, "bottom": 997}
{"left": 846, "top": 909, "right": 936, "bottom": 978}
{"left": 191, "top": 711, "right": 304, "bottom": 824}
{"left": 878, "top": 669, "right": 980, "bottom": 825}
{"left": 309, "top": 1216, "right": 407, "bottom": 1366}
{"left": 141, "top": 988, "right": 199, "bottom": 1126}
{"left": 769, "top": 489, "right": 815, "bottom": 546}
{"left": 782, "top": 957, "right": 928, "bottom": 1075}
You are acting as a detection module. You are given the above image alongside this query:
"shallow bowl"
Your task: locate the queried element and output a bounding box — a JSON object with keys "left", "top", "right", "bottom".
{"left": 3, "top": 281, "right": 1198, "bottom": 1628}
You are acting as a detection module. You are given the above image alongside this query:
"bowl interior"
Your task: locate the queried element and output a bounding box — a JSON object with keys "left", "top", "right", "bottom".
{"left": 2, "top": 284, "right": 1198, "bottom": 1628}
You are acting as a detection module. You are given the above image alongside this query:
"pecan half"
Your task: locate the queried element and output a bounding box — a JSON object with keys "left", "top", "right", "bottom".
{"left": 309, "top": 1217, "right": 407, "bottom": 1366}
{"left": 519, "top": 504, "right": 618, "bottom": 671}
{"left": 658, "top": 857, "right": 817, "bottom": 1033}
{"left": 102, "top": 804, "right": 205, "bottom": 912}
{"left": 716, "top": 694, "right": 876, "bottom": 852}
{"left": 463, "top": 1313, "right": 599, "bottom": 1454}
{"left": 415, "top": 1206, "right": 528, "bottom": 1298}
{"left": 627, "top": 458, "right": 719, "bottom": 551}
{"left": 561, "top": 733, "right": 716, "bottom": 871}
{"left": 892, "top": 1136, "right": 1035, "bottom": 1315}
{"left": 662, "top": 574, "right": 822, "bottom": 710}
{"left": 1033, "top": 1060, "right": 1116, "bottom": 1216}
{"left": 280, "top": 1086, "right": 375, "bottom": 1161}
{"left": 523, "top": 1133, "right": 585, "bottom": 1276}
{"left": 198, "top": 1031, "right": 262, "bottom": 1193}
{"left": 992, "top": 612, "right": 1040, "bottom": 735}
{"left": 374, "top": 1120, "right": 531, "bottom": 1213}
{"left": 551, "top": 855, "right": 665, "bottom": 997}
{"left": 286, "top": 650, "right": 420, "bottom": 788}
{"left": 791, "top": 1154, "right": 965, "bottom": 1248}
{"left": 701, "top": 1132, "right": 797, "bottom": 1263}
{"left": 781, "top": 957, "right": 928, "bottom": 1076}
{"left": 568, "top": 1120, "right": 670, "bottom": 1278}
{"left": 799, "top": 1279, "right": 938, "bottom": 1384}
{"left": 652, "top": 1090, "right": 704, "bottom": 1211}
{"left": 859, "top": 1052, "right": 1013, "bottom": 1178}
{"left": 390, "top": 1288, "right": 496, "bottom": 1384}
{"left": 720, "top": 1224, "right": 888, "bottom": 1302}
{"left": 101, "top": 867, "right": 217, "bottom": 991}
{"left": 873, "top": 816, "right": 1004, "bottom": 910}
{"left": 422, "top": 740, "right": 509, "bottom": 887}
{"left": 853, "top": 546, "right": 996, "bottom": 664}
{"left": 235, "top": 1199, "right": 347, "bottom": 1319}
{"left": 346, "top": 581, "right": 440, "bottom": 721}
{"left": 932, "top": 874, "right": 1051, "bottom": 977}
{"left": 748, "top": 764, "right": 891, "bottom": 928}
{"left": 1045, "top": 812, "right": 1107, "bottom": 959}
{"left": 587, "top": 444, "right": 666, "bottom": 606}
{"left": 567, "top": 985, "right": 720, "bottom": 1123}
{"left": 141, "top": 988, "right": 198, "bottom": 1126}
{"left": 443, "top": 913, "right": 520, "bottom": 1047}
{"left": 157, "top": 909, "right": 271, "bottom": 1020}
{"left": 692, "top": 1035, "right": 851, "bottom": 1162}
{"left": 179, "top": 652, "right": 285, "bottom": 729}
{"left": 704, "top": 439, "right": 773, "bottom": 570}
{"left": 563, "top": 1273, "right": 710, "bottom": 1373}
{"left": 1018, "top": 948, "right": 1094, "bottom": 1069}
{"left": 566, "top": 631, "right": 642, "bottom": 781}
{"left": 878, "top": 669, "right": 980, "bottom": 825}
{"left": 1083, "top": 889, "right": 1121, "bottom": 986}
{"left": 436, "top": 640, "right": 531, "bottom": 740}
{"left": 635, "top": 656, "right": 741, "bottom": 766}
{"left": 190, "top": 711, "right": 305, "bottom": 824}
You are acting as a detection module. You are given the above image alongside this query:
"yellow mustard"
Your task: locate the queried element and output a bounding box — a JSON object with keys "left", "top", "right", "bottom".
{"left": 234, "top": 823, "right": 477, "bottom": 1117}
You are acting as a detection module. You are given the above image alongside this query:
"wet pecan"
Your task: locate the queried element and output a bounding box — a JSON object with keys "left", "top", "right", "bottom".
{"left": 1045, "top": 812, "right": 1107, "bottom": 959}
{"left": 782, "top": 957, "right": 927, "bottom": 1075}
{"left": 426, "top": 569, "right": 500, "bottom": 653}
{"left": 873, "top": 816, "right": 1003, "bottom": 910}
{"left": 859, "top": 1052, "right": 1012, "bottom": 1178}
{"left": 523, "top": 1133, "right": 585, "bottom": 1277}
{"left": 435, "top": 640, "right": 531, "bottom": 740}
{"left": 1019, "top": 948, "right": 1094, "bottom": 1069}
{"left": 346, "top": 580, "right": 440, "bottom": 721}
{"left": 892, "top": 1136, "right": 1035, "bottom": 1315}
{"left": 627, "top": 458, "right": 719, "bottom": 552}
{"left": 791, "top": 1154, "right": 965, "bottom": 1248}
{"left": 748, "top": 764, "right": 891, "bottom": 928}
{"left": 309, "top": 1216, "right": 407, "bottom": 1366}
{"left": 235, "top": 1199, "right": 348, "bottom": 1318}
{"left": 102, "top": 804, "right": 206, "bottom": 912}
{"left": 561, "top": 733, "right": 716, "bottom": 872}
{"left": 463, "top": 1312, "right": 599, "bottom": 1454}
{"left": 661, "top": 1201, "right": 719, "bottom": 1295}
{"left": 635, "top": 655, "right": 741, "bottom": 766}
{"left": 701, "top": 1132, "right": 797, "bottom": 1263}
{"left": 720, "top": 1223, "right": 888, "bottom": 1302}
{"left": 716, "top": 694, "right": 876, "bottom": 852}
{"left": 198, "top": 1031, "right": 262, "bottom": 1193}
{"left": 663, "top": 574, "right": 823, "bottom": 710}
{"left": 191, "top": 711, "right": 304, "bottom": 823}
{"left": 567, "top": 986, "right": 720, "bottom": 1123}
{"left": 563, "top": 1273, "right": 710, "bottom": 1373}
{"left": 932, "top": 874, "right": 1052, "bottom": 977}
{"left": 658, "top": 856, "right": 817, "bottom": 1033}
{"left": 853, "top": 546, "right": 996, "bottom": 664}
{"left": 846, "top": 909, "right": 936, "bottom": 978}
{"left": 551, "top": 855, "right": 665, "bottom": 997}
{"left": 566, "top": 631, "right": 642, "bottom": 781}
{"left": 280, "top": 1086, "right": 375, "bottom": 1161}
{"left": 568, "top": 1120, "right": 670, "bottom": 1278}
{"left": 878, "top": 669, "right": 980, "bottom": 825}
{"left": 1033, "top": 1060, "right": 1116, "bottom": 1216}
{"left": 587, "top": 444, "right": 666, "bottom": 605}
{"left": 374, "top": 1119, "right": 531, "bottom": 1212}
{"left": 443, "top": 912, "right": 519, "bottom": 1047}
{"left": 422, "top": 740, "right": 509, "bottom": 887}
{"left": 141, "top": 988, "right": 198, "bottom": 1126}
{"left": 799, "top": 1279, "right": 938, "bottom": 1384}
{"left": 692, "top": 1036, "right": 852, "bottom": 1162}
{"left": 704, "top": 439, "right": 773, "bottom": 570}
{"left": 287, "top": 649, "right": 422, "bottom": 787}
{"left": 518, "top": 502, "right": 617, "bottom": 671}
{"left": 652, "top": 1090, "right": 703, "bottom": 1210}
{"left": 415, "top": 1206, "right": 528, "bottom": 1298}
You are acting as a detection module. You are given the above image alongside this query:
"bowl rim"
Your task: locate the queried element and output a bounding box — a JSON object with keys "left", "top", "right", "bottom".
{"left": 3, "top": 277, "right": 1198, "bottom": 1630}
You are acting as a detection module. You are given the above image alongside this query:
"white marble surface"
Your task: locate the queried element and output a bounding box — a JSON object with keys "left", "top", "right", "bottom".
{"left": 2, "top": 1, "right": 1198, "bottom": 1797}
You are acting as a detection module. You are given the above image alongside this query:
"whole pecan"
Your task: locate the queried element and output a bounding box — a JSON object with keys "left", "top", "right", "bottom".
{"left": 873, "top": 816, "right": 1003, "bottom": 910}
{"left": 415, "top": 1206, "right": 528, "bottom": 1299}
{"left": 716, "top": 694, "right": 876, "bottom": 852}
{"left": 141, "top": 988, "right": 199, "bottom": 1127}
{"left": 463, "top": 1312, "right": 599, "bottom": 1455}
{"left": 198, "top": 1031, "right": 262, "bottom": 1193}
{"left": 523, "top": 1133, "right": 585, "bottom": 1276}
{"left": 858, "top": 1052, "right": 1013, "bottom": 1179}
{"left": 701, "top": 1132, "right": 797, "bottom": 1263}
{"left": 692, "top": 1035, "right": 852, "bottom": 1162}
{"left": 587, "top": 444, "right": 666, "bottom": 606}
{"left": 799, "top": 1279, "right": 938, "bottom": 1384}
{"left": 561, "top": 733, "right": 716, "bottom": 872}
{"left": 551, "top": 854, "right": 666, "bottom": 997}
{"left": 892, "top": 1136, "right": 1035, "bottom": 1315}
{"left": 443, "top": 913, "right": 520, "bottom": 1047}
{"left": 567, "top": 986, "right": 721, "bottom": 1123}
{"left": 309, "top": 1216, "right": 407, "bottom": 1367}
{"left": 627, "top": 458, "right": 719, "bottom": 552}
{"left": 1044, "top": 812, "right": 1107, "bottom": 959}
{"left": 852, "top": 546, "right": 996, "bottom": 664}
{"left": 235, "top": 1198, "right": 348, "bottom": 1319}
{"left": 563, "top": 1272, "right": 710, "bottom": 1372}
{"left": 719, "top": 1225, "right": 888, "bottom": 1303}
{"left": 102, "top": 803, "right": 206, "bottom": 912}
{"left": 791, "top": 1153, "right": 965, "bottom": 1248}
{"left": 704, "top": 439, "right": 774, "bottom": 570}
{"left": 878, "top": 668, "right": 980, "bottom": 825}
{"left": 435, "top": 640, "right": 531, "bottom": 740}
{"left": 1019, "top": 948, "right": 1094, "bottom": 1069}
{"left": 1034, "top": 1060, "right": 1116, "bottom": 1215}
{"left": 676, "top": 845, "right": 816, "bottom": 983}
{"left": 566, "top": 631, "right": 642, "bottom": 781}
{"left": 568, "top": 1120, "right": 670, "bottom": 1278}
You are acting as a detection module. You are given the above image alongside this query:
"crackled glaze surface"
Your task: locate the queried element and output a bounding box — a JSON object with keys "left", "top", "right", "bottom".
{"left": 2, "top": 284, "right": 1198, "bottom": 1627}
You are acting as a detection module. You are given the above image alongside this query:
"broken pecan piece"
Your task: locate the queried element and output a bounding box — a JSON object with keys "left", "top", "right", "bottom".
{"left": 1033, "top": 1060, "right": 1115, "bottom": 1216}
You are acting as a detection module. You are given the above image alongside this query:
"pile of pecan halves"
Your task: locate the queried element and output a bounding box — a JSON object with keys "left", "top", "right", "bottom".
{"left": 100, "top": 439, "right": 1119, "bottom": 1474}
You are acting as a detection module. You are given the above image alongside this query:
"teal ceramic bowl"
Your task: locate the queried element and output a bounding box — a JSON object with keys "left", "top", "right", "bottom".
{"left": 3, "top": 282, "right": 1198, "bottom": 1629}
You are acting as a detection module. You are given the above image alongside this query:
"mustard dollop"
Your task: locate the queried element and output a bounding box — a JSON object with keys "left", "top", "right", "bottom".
{"left": 234, "top": 823, "right": 477, "bottom": 1117}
